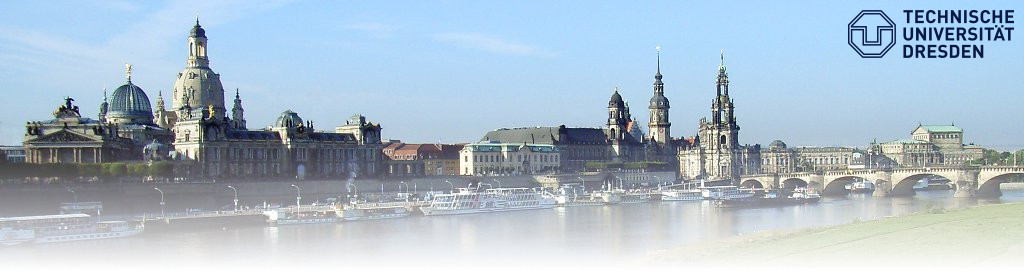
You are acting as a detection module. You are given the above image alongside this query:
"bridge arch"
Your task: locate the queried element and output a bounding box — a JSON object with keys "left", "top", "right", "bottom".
{"left": 978, "top": 173, "right": 1024, "bottom": 198}
{"left": 741, "top": 179, "right": 764, "bottom": 189}
{"left": 823, "top": 176, "right": 868, "bottom": 195}
{"left": 782, "top": 178, "right": 808, "bottom": 189}
{"left": 891, "top": 173, "right": 956, "bottom": 196}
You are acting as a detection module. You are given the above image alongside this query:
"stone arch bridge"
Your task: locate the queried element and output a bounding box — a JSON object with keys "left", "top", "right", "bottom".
{"left": 739, "top": 166, "right": 1024, "bottom": 198}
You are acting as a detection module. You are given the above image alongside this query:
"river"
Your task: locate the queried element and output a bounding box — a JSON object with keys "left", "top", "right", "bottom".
{"left": 3, "top": 186, "right": 1023, "bottom": 270}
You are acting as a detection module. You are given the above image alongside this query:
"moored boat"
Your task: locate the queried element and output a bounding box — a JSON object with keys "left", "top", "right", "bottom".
{"left": 333, "top": 203, "right": 411, "bottom": 221}
{"left": 419, "top": 188, "right": 555, "bottom": 216}
{"left": 264, "top": 205, "right": 338, "bottom": 225}
{"left": 713, "top": 188, "right": 821, "bottom": 208}
{"left": 659, "top": 189, "right": 704, "bottom": 201}
{"left": 845, "top": 180, "right": 875, "bottom": 193}
{"left": 0, "top": 214, "right": 143, "bottom": 245}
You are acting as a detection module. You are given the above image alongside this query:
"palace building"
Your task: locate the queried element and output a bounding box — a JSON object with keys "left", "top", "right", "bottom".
{"left": 23, "top": 19, "right": 385, "bottom": 180}
{"left": 469, "top": 51, "right": 674, "bottom": 174}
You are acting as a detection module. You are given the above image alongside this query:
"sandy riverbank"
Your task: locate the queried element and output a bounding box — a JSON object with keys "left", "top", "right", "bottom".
{"left": 643, "top": 201, "right": 1024, "bottom": 270}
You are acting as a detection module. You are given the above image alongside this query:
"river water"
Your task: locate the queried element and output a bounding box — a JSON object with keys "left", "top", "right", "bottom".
{"left": 3, "top": 186, "right": 1023, "bottom": 270}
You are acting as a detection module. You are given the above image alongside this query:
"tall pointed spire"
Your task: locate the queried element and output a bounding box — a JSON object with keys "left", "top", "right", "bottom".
{"left": 655, "top": 45, "right": 662, "bottom": 79}
{"left": 648, "top": 46, "right": 671, "bottom": 144}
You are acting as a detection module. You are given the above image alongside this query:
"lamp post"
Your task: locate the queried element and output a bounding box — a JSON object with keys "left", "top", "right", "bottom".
{"left": 66, "top": 187, "right": 78, "bottom": 202}
{"left": 346, "top": 183, "right": 358, "bottom": 204}
{"left": 577, "top": 176, "right": 586, "bottom": 193}
{"left": 492, "top": 178, "right": 502, "bottom": 189}
{"left": 444, "top": 180, "right": 455, "bottom": 192}
{"left": 226, "top": 185, "right": 238, "bottom": 212}
{"left": 153, "top": 187, "right": 165, "bottom": 218}
{"left": 290, "top": 184, "right": 301, "bottom": 208}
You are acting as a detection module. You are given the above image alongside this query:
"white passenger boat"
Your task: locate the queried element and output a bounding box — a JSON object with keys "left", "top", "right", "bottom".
{"left": 845, "top": 180, "right": 875, "bottom": 193}
{"left": 659, "top": 189, "right": 704, "bottom": 201}
{"left": 264, "top": 205, "right": 338, "bottom": 225}
{"left": 553, "top": 184, "right": 604, "bottom": 207}
{"left": 419, "top": 188, "right": 556, "bottom": 216}
{"left": 591, "top": 189, "right": 624, "bottom": 204}
{"left": 0, "top": 214, "right": 143, "bottom": 245}
{"left": 620, "top": 189, "right": 652, "bottom": 203}
{"left": 789, "top": 187, "right": 821, "bottom": 203}
{"left": 701, "top": 186, "right": 755, "bottom": 200}
{"left": 333, "top": 203, "right": 411, "bottom": 221}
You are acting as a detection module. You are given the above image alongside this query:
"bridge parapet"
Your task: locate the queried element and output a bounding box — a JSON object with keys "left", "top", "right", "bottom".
{"left": 823, "top": 169, "right": 875, "bottom": 176}
{"left": 778, "top": 172, "right": 813, "bottom": 179}
{"left": 979, "top": 166, "right": 1024, "bottom": 172}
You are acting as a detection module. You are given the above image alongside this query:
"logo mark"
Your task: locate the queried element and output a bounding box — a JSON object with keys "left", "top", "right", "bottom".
{"left": 848, "top": 10, "right": 896, "bottom": 58}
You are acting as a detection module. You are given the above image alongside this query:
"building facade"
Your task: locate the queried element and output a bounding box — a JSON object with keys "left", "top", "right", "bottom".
{"left": 23, "top": 98, "right": 133, "bottom": 164}
{"left": 0, "top": 146, "right": 25, "bottom": 163}
{"left": 382, "top": 142, "right": 463, "bottom": 177}
{"left": 871, "top": 125, "right": 983, "bottom": 167}
{"left": 460, "top": 142, "right": 560, "bottom": 176}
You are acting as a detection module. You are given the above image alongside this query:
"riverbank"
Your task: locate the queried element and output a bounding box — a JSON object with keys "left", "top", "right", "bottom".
{"left": 646, "top": 201, "right": 1024, "bottom": 270}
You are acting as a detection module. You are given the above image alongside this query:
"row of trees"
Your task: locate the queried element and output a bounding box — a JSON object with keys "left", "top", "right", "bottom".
{"left": 969, "top": 149, "right": 1024, "bottom": 166}
{"left": 0, "top": 161, "right": 175, "bottom": 179}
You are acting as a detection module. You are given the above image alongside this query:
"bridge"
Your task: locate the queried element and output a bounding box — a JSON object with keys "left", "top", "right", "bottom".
{"left": 738, "top": 166, "right": 1024, "bottom": 198}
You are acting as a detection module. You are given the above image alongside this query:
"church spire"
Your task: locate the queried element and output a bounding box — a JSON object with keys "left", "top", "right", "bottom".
{"left": 231, "top": 88, "right": 246, "bottom": 130}
{"left": 648, "top": 46, "right": 671, "bottom": 144}
{"left": 653, "top": 46, "right": 664, "bottom": 94}
{"left": 655, "top": 45, "right": 663, "bottom": 81}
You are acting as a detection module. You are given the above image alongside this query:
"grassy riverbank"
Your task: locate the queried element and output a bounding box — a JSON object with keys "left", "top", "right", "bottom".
{"left": 647, "top": 201, "right": 1024, "bottom": 270}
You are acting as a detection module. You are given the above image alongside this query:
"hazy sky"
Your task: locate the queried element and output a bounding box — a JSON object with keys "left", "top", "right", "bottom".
{"left": 1, "top": 0, "right": 1021, "bottom": 150}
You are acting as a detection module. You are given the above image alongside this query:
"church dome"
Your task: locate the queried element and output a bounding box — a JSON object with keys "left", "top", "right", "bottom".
{"left": 609, "top": 91, "right": 624, "bottom": 108}
{"left": 769, "top": 140, "right": 787, "bottom": 149}
{"left": 191, "top": 21, "right": 206, "bottom": 38}
{"left": 275, "top": 110, "right": 303, "bottom": 128}
{"left": 649, "top": 95, "right": 670, "bottom": 108}
{"left": 107, "top": 81, "right": 154, "bottom": 124}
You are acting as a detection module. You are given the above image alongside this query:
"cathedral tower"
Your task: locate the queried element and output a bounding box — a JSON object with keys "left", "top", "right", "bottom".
{"left": 648, "top": 47, "right": 671, "bottom": 144}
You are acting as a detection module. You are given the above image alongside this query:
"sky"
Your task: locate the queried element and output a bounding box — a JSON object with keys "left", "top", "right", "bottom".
{"left": 0, "top": 0, "right": 1021, "bottom": 150}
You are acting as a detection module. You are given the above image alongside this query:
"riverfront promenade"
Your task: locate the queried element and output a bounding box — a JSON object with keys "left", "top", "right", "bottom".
{"left": 647, "top": 199, "right": 1024, "bottom": 269}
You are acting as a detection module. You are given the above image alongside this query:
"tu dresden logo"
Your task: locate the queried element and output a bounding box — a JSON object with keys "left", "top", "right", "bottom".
{"left": 848, "top": 10, "right": 896, "bottom": 58}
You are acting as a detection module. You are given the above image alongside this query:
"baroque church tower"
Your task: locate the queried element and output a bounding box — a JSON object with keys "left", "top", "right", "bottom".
{"left": 168, "top": 18, "right": 227, "bottom": 128}
{"left": 648, "top": 47, "right": 671, "bottom": 145}
{"left": 678, "top": 51, "right": 760, "bottom": 181}
{"left": 231, "top": 88, "right": 246, "bottom": 130}
{"left": 702, "top": 51, "right": 740, "bottom": 152}
{"left": 169, "top": 18, "right": 233, "bottom": 160}
{"left": 607, "top": 89, "right": 630, "bottom": 141}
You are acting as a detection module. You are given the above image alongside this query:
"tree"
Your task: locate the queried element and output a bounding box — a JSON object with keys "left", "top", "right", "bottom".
{"left": 127, "top": 163, "right": 149, "bottom": 177}
{"left": 104, "top": 163, "right": 127, "bottom": 177}
{"left": 149, "top": 161, "right": 174, "bottom": 177}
